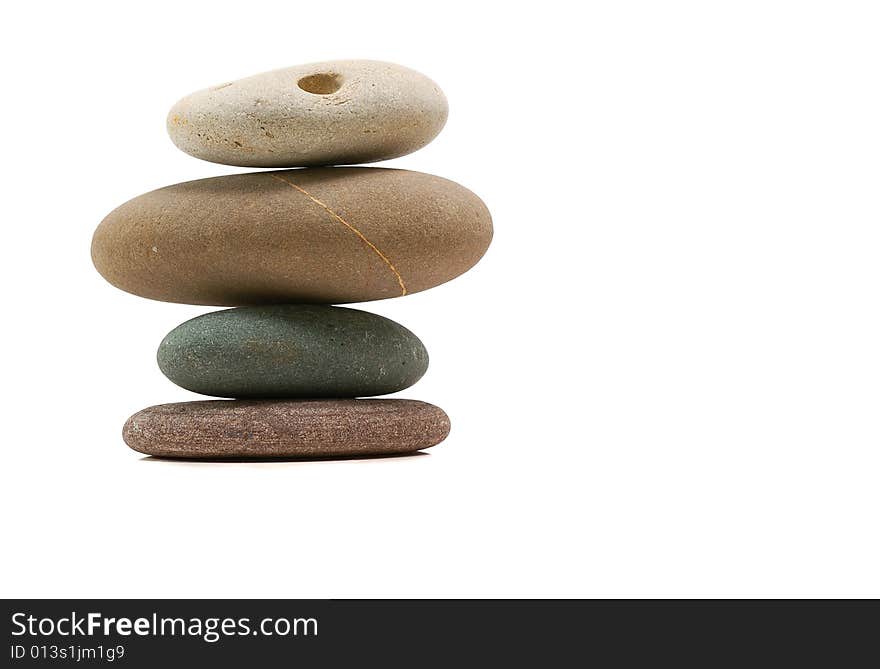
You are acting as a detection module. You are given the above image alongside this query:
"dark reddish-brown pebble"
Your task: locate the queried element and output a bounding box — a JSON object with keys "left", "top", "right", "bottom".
{"left": 122, "top": 399, "right": 450, "bottom": 459}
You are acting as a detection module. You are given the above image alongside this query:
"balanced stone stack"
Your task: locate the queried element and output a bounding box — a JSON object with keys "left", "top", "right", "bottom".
{"left": 91, "top": 60, "right": 492, "bottom": 459}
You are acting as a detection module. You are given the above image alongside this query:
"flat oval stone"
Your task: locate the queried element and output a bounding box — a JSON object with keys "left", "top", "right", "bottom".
{"left": 91, "top": 167, "right": 492, "bottom": 305}
{"left": 158, "top": 305, "right": 428, "bottom": 398}
{"left": 123, "top": 399, "right": 450, "bottom": 458}
{"left": 167, "top": 60, "right": 448, "bottom": 167}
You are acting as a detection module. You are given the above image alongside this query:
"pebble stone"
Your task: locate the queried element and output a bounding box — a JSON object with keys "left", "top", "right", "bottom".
{"left": 123, "top": 399, "right": 451, "bottom": 458}
{"left": 91, "top": 167, "right": 492, "bottom": 306}
{"left": 158, "top": 305, "right": 429, "bottom": 399}
{"left": 167, "top": 60, "right": 448, "bottom": 167}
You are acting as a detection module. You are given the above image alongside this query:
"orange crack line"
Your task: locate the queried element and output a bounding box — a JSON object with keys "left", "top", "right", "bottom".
{"left": 270, "top": 173, "right": 407, "bottom": 297}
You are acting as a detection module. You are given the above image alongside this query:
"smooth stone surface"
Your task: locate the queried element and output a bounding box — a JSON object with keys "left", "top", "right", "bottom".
{"left": 158, "top": 305, "right": 428, "bottom": 398}
{"left": 123, "top": 399, "right": 450, "bottom": 458}
{"left": 167, "top": 60, "right": 448, "bottom": 167}
{"left": 92, "top": 167, "right": 492, "bottom": 305}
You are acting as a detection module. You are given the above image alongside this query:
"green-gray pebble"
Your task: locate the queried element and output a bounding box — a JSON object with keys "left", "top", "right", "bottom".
{"left": 157, "top": 305, "right": 429, "bottom": 398}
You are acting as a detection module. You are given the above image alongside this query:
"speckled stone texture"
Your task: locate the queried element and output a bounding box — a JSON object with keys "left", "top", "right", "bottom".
{"left": 167, "top": 60, "right": 448, "bottom": 167}
{"left": 91, "top": 167, "right": 492, "bottom": 305}
{"left": 158, "top": 305, "right": 428, "bottom": 398}
{"left": 123, "top": 399, "right": 451, "bottom": 458}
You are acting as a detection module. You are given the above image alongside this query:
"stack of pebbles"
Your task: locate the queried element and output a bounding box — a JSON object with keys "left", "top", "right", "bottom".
{"left": 91, "top": 60, "right": 493, "bottom": 459}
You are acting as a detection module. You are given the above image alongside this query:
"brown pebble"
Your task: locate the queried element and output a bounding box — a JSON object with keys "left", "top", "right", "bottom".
{"left": 91, "top": 167, "right": 492, "bottom": 306}
{"left": 122, "top": 399, "right": 451, "bottom": 459}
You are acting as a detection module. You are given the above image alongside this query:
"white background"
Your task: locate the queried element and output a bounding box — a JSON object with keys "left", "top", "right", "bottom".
{"left": 2, "top": 1, "right": 879, "bottom": 597}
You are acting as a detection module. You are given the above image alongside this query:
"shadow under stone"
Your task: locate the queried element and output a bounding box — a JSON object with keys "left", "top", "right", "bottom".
{"left": 139, "top": 450, "right": 431, "bottom": 464}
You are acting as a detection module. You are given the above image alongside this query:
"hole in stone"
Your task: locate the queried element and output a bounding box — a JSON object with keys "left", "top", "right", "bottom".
{"left": 297, "top": 72, "right": 343, "bottom": 95}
